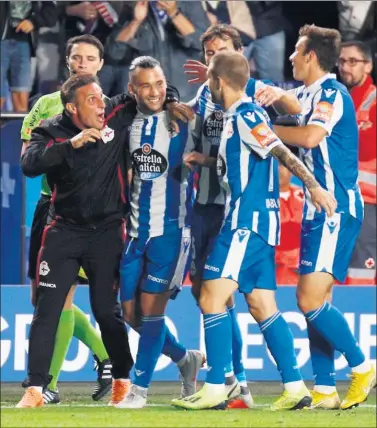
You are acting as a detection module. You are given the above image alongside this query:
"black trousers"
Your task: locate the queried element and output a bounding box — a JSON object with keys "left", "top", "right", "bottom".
{"left": 28, "top": 219, "right": 133, "bottom": 387}
{"left": 28, "top": 194, "right": 51, "bottom": 280}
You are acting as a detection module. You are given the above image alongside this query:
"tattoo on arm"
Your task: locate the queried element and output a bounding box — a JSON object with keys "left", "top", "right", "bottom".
{"left": 270, "top": 145, "right": 319, "bottom": 190}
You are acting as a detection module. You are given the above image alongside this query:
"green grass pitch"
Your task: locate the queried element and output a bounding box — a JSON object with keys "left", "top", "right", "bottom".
{"left": 1, "top": 381, "right": 376, "bottom": 427}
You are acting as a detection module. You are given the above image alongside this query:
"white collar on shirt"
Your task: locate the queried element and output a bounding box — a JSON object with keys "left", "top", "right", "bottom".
{"left": 305, "top": 73, "right": 337, "bottom": 94}
{"left": 225, "top": 96, "right": 252, "bottom": 116}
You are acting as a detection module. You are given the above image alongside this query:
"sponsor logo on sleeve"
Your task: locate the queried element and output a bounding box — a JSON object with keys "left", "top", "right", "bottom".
{"left": 311, "top": 101, "right": 334, "bottom": 123}
{"left": 250, "top": 123, "right": 278, "bottom": 147}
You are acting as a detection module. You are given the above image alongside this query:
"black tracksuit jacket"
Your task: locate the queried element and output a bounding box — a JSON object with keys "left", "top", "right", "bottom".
{"left": 20, "top": 89, "right": 179, "bottom": 226}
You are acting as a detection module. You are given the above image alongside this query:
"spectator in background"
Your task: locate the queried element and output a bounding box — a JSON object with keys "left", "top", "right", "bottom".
{"left": 202, "top": 1, "right": 287, "bottom": 82}
{"left": 0, "top": 1, "right": 58, "bottom": 112}
{"left": 102, "top": 0, "right": 209, "bottom": 101}
{"left": 337, "top": 1, "right": 373, "bottom": 41}
{"left": 338, "top": 41, "right": 376, "bottom": 285}
{"left": 98, "top": 3, "right": 135, "bottom": 97}
{"left": 276, "top": 165, "right": 304, "bottom": 285}
{"left": 58, "top": 1, "right": 122, "bottom": 81}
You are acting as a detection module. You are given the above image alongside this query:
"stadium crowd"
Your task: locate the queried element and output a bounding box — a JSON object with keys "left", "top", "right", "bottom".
{"left": 0, "top": 0, "right": 375, "bottom": 414}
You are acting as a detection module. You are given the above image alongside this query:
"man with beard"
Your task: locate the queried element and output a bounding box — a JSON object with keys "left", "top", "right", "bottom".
{"left": 338, "top": 41, "right": 376, "bottom": 286}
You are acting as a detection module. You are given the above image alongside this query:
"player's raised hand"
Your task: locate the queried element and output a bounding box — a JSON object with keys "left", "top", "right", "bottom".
{"left": 70, "top": 128, "right": 102, "bottom": 149}
{"left": 184, "top": 60, "right": 208, "bottom": 84}
{"left": 310, "top": 187, "right": 337, "bottom": 217}
{"left": 254, "top": 86, "right": 284, "bottom": 107}
{"left": 166, "top": 102, "right": 195, "bottom": 123}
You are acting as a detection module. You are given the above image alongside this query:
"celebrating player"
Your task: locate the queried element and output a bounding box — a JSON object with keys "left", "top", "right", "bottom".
{"left": 20, "top": 35, "right": 113, "bottom": 404}
{"left": 273, "top": 25, "right": 376, "bottom": 410}
{"left": 17, "top": 74, "right": 135, "bottom": 409}
{"left": 172, "top": 51, "right": 336, "bottom": 411}
{"left": 115, "top": 56, "right": 204, "bottom": 409}
{"left": 182, "top": 23, "right": 302, "bottom": 409}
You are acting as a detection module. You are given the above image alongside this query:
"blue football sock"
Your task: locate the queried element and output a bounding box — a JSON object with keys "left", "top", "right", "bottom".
{"left": 132, "top": 324, "right": 187, "bottom": 364}
{"left": 204, "top": 312, "right": 231, "bottom": 384}
{"left": 305, "top": 302, "right": 365, "bottom": 368}
{"left": 162, "top": 325, "right": 187, "bottom": 364}
{"left": 133, "top": 315, "right": 166, "bottom": 388}
{"left": 306, "top": 321, "right": 336, "bottom": 386}
{"left": 228, "top": 305, "right": 246, "bottom": 379}
{"left": 259, "top": 312, "right": 302, "bottom": 383}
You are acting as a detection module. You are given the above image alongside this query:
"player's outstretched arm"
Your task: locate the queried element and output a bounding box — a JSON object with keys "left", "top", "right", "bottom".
{"left": 255, "top": 86, "right": 302, "bottom": 115}
{"left": 273, "top": 124, "right": 327, "bottom": 149}
{"left": 270, "top": 144, "right": 337, "bottom": 216}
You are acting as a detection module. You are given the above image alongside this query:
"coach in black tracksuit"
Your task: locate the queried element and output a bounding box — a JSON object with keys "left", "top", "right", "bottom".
{"left": 20, "top": 74, "right": 137, "bottom": 388}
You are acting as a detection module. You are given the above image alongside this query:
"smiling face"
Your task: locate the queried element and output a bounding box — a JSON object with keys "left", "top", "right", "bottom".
{"left": 338, "top": 45, "right": 372, "bottom": 88}
{"left": 203, "top": 36, "right": 242, "bottom": 66}
{"left": 128, "top": 66, "right": 167, "bottom": 114}
{"left": 70, "top": 82, "right": 106, "bottom": 129}
{"left": 289, "top": 36, "right": 312, "bottom": 82}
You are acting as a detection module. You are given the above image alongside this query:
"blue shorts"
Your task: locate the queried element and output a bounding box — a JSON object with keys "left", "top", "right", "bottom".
{"left": 299, "top": 213, "right": 362, "bottom": 282}
{"left": 202, "top": 228, "right": 277, "bottom": 294}
{"left": 190, "top": 203, "right": 224, "bottom": 280}
{"left": 0, "top": 39, "right": 32, "bottom": 96}
{"left": 119, "top": 227, "right": 191, "bottom": 302}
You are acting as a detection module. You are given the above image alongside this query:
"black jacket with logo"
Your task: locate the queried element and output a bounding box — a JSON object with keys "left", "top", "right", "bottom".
{"left": 21, "top": 102, "right": 135, "bottom": 227}
{"left": 21, "top": 85, "right": 180, "bottom": 227}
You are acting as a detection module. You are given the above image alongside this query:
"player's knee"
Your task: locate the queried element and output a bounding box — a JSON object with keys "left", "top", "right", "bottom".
{"left": 245, "top": 290, "right": 277, "bottom": 323}
{"left": 198, "top": 284, "right": 213, "bottom": 313}
{"left": 296, "top": 289, "right": 323, "bottom": 314}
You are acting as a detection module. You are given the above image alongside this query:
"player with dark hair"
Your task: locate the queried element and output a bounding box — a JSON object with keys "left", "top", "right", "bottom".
{"left": 116, "top": 56, "right": 204, "bottom": 409}
{"left": 21, "top": 34, "right": 111, "bottom": 404}
{"left": 17, "top": 73, "right": 138, "bottom": 408}
{"left": 274, "top": 25, "right": 376, "bottom": 410}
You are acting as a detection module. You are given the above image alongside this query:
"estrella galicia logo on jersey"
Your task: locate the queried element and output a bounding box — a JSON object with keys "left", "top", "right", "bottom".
{"left": 132, "top": 144, "right": 168, "bottom": 180}
{"left": 217, "top": 154, "right": 226, "bottom": 177}
{"left": 203, "top": 111, "right": 224, "bottom": 146}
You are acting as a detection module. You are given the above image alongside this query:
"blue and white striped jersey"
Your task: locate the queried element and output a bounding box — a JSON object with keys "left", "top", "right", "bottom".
{"left": 218, "top": 97, "right": 282, "bottom": 246}
{"left": 128, "top": 110, "right": 195, "bottom": 238}
{"left": 293, "top": 73, "right": 363, "bottom": 221}
{"left": 191, "top": 78, "right": 278, "bottom": 206}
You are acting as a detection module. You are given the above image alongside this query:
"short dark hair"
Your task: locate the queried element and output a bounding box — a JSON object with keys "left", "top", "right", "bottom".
{"left": 201, "top": 24, "right": 243, "bottom": 52}
{"left": 129, "top": 56, "right": 161, "bottom": 72}
{"left": 65, "top": 35, "right": 104, "bottom": 60}
{"left": 210, "top": 51, "right": 249, "bottom": 91}
{"left": 60, "top": 74, "right": 100, "bottom": 106}
{"left": 299, "top": 24, "right": 341, "bottom": 72}
{"left": 341, "top": 40, "right": 373, "bottom": 62}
